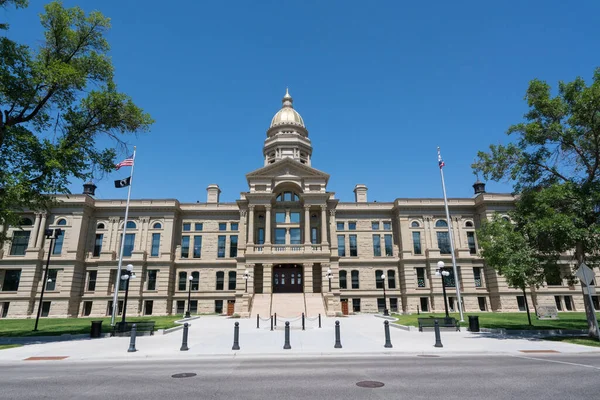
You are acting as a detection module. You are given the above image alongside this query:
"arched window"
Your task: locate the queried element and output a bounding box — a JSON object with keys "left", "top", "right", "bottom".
{"left": 411, "top": 221, "right": 420, "bottom": 228}
{"left": 339, "top": 270, "right": 347, "bottom": 289}
{"left": 435, "top": 220, "right": 448, "bottom": 228}
{"left": 178, "top": 272, "right": 187, "bottom": 291}
{"left": 153, "top": 222, "right": 162, "bottom": 229}
{"left": 125, "top": 221, "right": 136, "bottom": 229}
{"left": 375, "top": 270, "right": 384, "bottom": 289}
{"left": 228, "top": 271, "right": 237, "bottom": 290}
{"left": 351, "top": 270, "right": 359, "bottom": 289}
{"left": 191, "top": 271, "right": 199, "bottom": 291}
{"left": 56, "top": 219, "right": 67, "bottom": 226}
{"left": 97, "top": 223, "right": 105, "bottom": 230}
{"left": 276, "top": 191, "right": 300, "bottom": 202}
{"left": 387, "top": 270, "right": 396, "bottom": 289}
{"left": 216, "top": 271, "right": 224, "bottom": 290}
{"left": 19, "top": 217, "right": 33, "bottom": 226}
{"left": 465, "top": 221, "right": 474, "bottom": 228}
{"left": 502, "top": 216, "right": 510, "bottom": 222}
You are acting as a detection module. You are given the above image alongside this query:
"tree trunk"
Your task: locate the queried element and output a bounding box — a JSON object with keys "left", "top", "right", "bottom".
{"left": 575, "top": 241, "right": 599, "bottom": 338}
{"left": 522, "top": 287, "right": 532, "bottom": 326}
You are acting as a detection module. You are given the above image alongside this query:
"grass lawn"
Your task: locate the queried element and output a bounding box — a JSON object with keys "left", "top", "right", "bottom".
{"left": 0, "top": 344, "right": 23, "bottom": 350}
{"left": 393, "top": 312, "right": 599, "bottom": 330}
{"left": 543, "top": 336, "right": 600, "bottom": 347}
{"left": 0, "top": 315, "right": 181, "bottom": 338}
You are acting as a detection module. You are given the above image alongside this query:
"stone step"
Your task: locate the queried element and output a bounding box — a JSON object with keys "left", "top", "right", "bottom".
{"left": 304, "top": 293, "right": 326, "bottom": 317}
{"left": 271, "top": 294, "right": 305, "bottom": 318}
{"left": 250, "top": 294, "right": 271, "bottom": 318}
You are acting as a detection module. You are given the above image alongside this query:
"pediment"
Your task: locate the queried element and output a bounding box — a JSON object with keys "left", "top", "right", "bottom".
{"left": 246, "top": 158, "right": 330, "bottom": 180}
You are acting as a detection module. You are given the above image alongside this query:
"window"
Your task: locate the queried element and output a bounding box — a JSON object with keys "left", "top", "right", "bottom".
{"left": 219, "top": 223, "right": 227, "bottom": 231}
{"left": 52, "top": 231, "right": 64, "bottom": 255}
{"left": 153, "top": 222, "right": 162, "bottom": 229}
{"left": 384, "top": 235, "right": 393, "bottom": 256}
{"left": 290, "top": 229, "right": 301, "bottom": 245}
{"left": 420, "top": 297, "right": 429, "bottom": 312}
{"left": 87, "top": 270, "right": 97, "bottom": 291}
{"left": 554, "top": 296, "right": 563, "bottom": 311}
{"left": 473, "top": 267, "right": 483, "bottom": 287}
{"left": 228, "top": 271, "right": 237, "bottom": 290}
{"left": 97, "top": 223, "right": 105, "bottom": 230}
{"left": 41, "top": 301, "right": 51, "bottom": 317}
{"left": 348, "top": 222, "right": 356, "bottom": 230}
{"left": 337, "top": 222, "right": 344, "bottom": 231}
{"left": 231, "top": 223, "right": 238, "bottom": 231}
{"left": 375, "top": 270, "right": 384, "bottom": 289}
{"left": 122, "top": 233, "right": 135, "bottom": 257}
{"left": 193, "top": 236, "right": 202, "bottom": 258}
{"left": 126, "top": 221, "right": 136, "bottom": 229}
{"left": 46, "top": 269, "right": 58, "bottom": 291}
{"left": 56, "top": 219, "right": 67, "bottom": 226}
{"left": 118, "top": 271, "right": 127, "bottom": 291}
{"left": 183, "top": 223, "right": 191, "bottom": 231}
{"left": 412, "top": 232, "right": 422, "bottom": 255}
{"left": 339, "top": 271, "right": 347, "bottom": 289}
{"left": 351, "top": 270, "right": 359, "bottom": 289}
{"left": 465, "top": 221, "right": 474, "bottom": 228}
{"left": 2, "top": 270, "right": 21, "bottom": 291}
{"left": 1, "top": 302, "right": 9, "bottom": 318}
{"left": 349, "top": 235, "right": 358, "bottom": 257}
{"left": 275, "top": 229, "right": 286, "bottom": 245}
{"left": 467, "top": 232, "right": 477, "bottom": 255}
{"left": 215, "top": 300, "right": 224, "bottom": 314}
{"left": 517, "top": 296, "right": 526, "bottom": 311}
{"left": 257, "top": 228, "right": 265, "bottom": 245}
{"left": 416, "top": 268, "right": 426, "bottom": 288}
{"left": 93, "top": 234, "right": 103, "bottom": 257}
{"left": 435, "top": 220, "right": 448, "bottom": 228}
{"left": 388, "top": 270, "right": 396, "bottom": 289}
{"left": 176, "top": 300, "right": 185, "bottom": 314}
{"left": 275, "top": 213, "right": 286, "bottom": 223}
{"left": 311, "top": 227, "right": 318, "bottom": 244}
{"left": 107, "top": 300, "right": 124, "bottom": 316}
{"left": 83, "top": 301, "right": 92, "bottom": 316}
{"left": 290, "top": 212, "right": 300, "bottom": 223}
{"left": 195, "top": 223, "right": 203, "bottom": 231}
{"left": 181, "top": 236, "right": 190, "bottom": 258}
{"left": 151, "top": 233, "right": 160, "bottom": 257}
{"left": 216, "top": 271, "right": 224, "bottom": 290}
{"left": 546, "top": 268, "right": 562, "bottom": 286}
{"left": 144, "top": 300, "right": 153, "bottom": 315}
{"left": 443, "top": 270, "right": 456, "bottom": 287}
{"left": 147, "top": 270, "right": 157, "bottom": 291}
{"left": 190, "top": 300, "right": 198, "bottom": 314}
{"left": 352, "top": 298, "right": 361, "bottom": 312}
{"left": 372, "top": 221, "right": 380, "bottom": 230}
{"left": 372, "top": 235, "right": 381, "bottom": 257}
{"left": 191, "top": 272, "right": 199, "bottom": 290}
{"left": 478, "top": 297, "right": 487, "bottom": 311}
{"left": 377, "top": 298, "right": 386, "bottom": 313}
{"left": 437, "top": 231, "right": 451, "bottom": 254}
{"left": 230, "top": 235, "right": 238, "bottom": 257}
{"left": 19, "top": 217, "right": 33, "bottom": 226}
{"left": 217, "top": 236, "right": 226, "bottom": 258}
{"left": 565, "top": 296, "right": 573, "bottom": 311}
{"left": 178, "top": 272, "right": 187, "bottom": 291}
{"left": 10, "top": 231, "right": 30, "bottom": 255}
{"left": 337, "top": 235, "right": 346, "bottom": 257}
{"left": 592, "top": 296, "right": 600, "bottom": 311}
{"left": 411, "top": 221, "right": 420, "bottom": 228}
{"left": 390, "top": 298, "right": 398, "bottom": 312}
{"left": 383, "top": 221, "right": 391, "bottom": 230}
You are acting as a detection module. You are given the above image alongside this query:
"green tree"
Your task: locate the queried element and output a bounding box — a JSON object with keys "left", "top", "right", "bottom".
{"left": 473, "top": 69, "right": 600, "bottom": 337}
{"left": 0, "top": 1, "right": 153, "bottom": 241}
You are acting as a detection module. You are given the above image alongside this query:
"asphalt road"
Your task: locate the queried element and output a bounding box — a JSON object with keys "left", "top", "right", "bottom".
{"left": 2, "top": 354, "right": 600, "bottom": 399}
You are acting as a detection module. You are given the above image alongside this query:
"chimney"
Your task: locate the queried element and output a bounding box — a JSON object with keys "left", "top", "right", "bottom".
{"left": 207, "top": 184, "right": 221, "bottom": 203}
{"left": 83, "top": 181, "right": 97, "bottom": 197}
{"left": 473, "top": 180, "right": 486, "bottom": 195}
{"left": 353, "top": 184, "right": 368, "bottom": 203}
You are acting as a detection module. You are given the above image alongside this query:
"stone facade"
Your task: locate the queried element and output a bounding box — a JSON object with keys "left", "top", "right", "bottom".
{"left": 1, "top": 90, "right": 598, "bottom": 319}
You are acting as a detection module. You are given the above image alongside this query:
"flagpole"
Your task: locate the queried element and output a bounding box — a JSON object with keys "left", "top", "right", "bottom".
{"left": 437, "top": 146, "right": 464, "bottom": 322}
{"left": 111, "top": 146, "right": 137, "bottom": 326}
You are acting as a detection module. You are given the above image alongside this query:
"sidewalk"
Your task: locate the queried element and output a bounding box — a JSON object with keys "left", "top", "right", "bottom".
{"left": 1, "top": 315, "right": 597, "bottom": 363}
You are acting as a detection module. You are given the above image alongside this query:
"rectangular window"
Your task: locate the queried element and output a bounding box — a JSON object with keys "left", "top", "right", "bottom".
{"left": 311, "top": 227, "right": 318, "bottom": 244}
{"left": 230, "top": 235, "right": 238, "bottom": 257}
{"left": 219, "top": 223, "right": 227, "bottom": 231}
{"left": 41, "top": 301, "right": 51, "bottom": 317}
{"left": 190, "top": 300, "right": 198, "bottom": 314}
{"left": 467, "top": 232, "right": 477, "bottom": 255}
{"left": 349, "top": 235, "right": 358, "bottom": 257}
{"left": 230, "top": 223, "right": 238, "bottom": 231}
{"left": 592, "top": 296, "right": 600, "bottom": 311}
{"left": 228, "top": 271, "right": 237, "bottom": 290}
{"left": 416, "top": 268, "right": 426, "bottom": 288}
{"left": 2, "top": 302, "right": 9, "bottom": 318}
{"left": 216, "top": 272, "right": 224, "bottom": 290}
{"left": 352, "top": 298, "right": 361, "bottom": 312}
{"left": 151, "top": 233, "right": 160, "bottom": 257}
{"left": 183, "top": 223, "right": 191, "bottom": 232}
{"left": 443, "top": 270, "right": 456, "bottom": 287}
{"left": 372, "top": 235, "right": 381, "bottom": 257}
{"left": 176, "top": 300, "right": 185, "bottom": 314}
{"left": 337, "top": 222, "right": 344, "bottom": 231}
{"left": 384, "top": 235, "right": 393, "bottom": 256}
{"left": 377, "top": 298, "right": 386, "bottom": 313}
{"left": 193, "top": 236, "right": 202, "bottom": 258}
{"left": 93, "top": 234, "right": 103, "bottom": 257}
{"left": 118, "top": 271, "right": 127, "bottom": 291}
{"left": 46, "top": 269, "right": 58, "bottom": 291}
{"left": 191, "top": 272, "right": 199, "bottom": 290}
{"left": 412, "top": 232, "right": 422, "bottom": 255}
{"left": 83, "top": 301, "right": 92, "bottom": 316}
{"left": 517, "top": 296, "right": 526, "bottom": 312}
{"left": 181, "top": 236, "right": 190, "bottom": 258}
{"left": 554, "top": 296, "right": 563, "bottom": 311}
{"left": 122, "top": 233, "right": 135, "bottom": 257}
{"left": 337, "top": 235, "right": 346, "bottom": 257}
{"left": 144, "top": 300, "right": 153, "bottom": 315}
{"left": 257, "top": 228, "right": 265, "bottom": 245}
{"left": 351, "top": 270, "right": 359, "bottom": 289}
{"left": 275, "top": 229, "right": 286, "bottom": 245}
{"left": 390, "top": 298, "right": 398, "bottom": 312}
{"left": 546, "top": 268, "right": 562, "bottom": 286}
{"left": 383, "top": 221, "right": 391, "bottom": 230}
{"left": 420, "top": 297, "right": 429, "bottom": 312}
{"left": 339, "top": 271, "right": 347, "bottom": 289}
{"left": 372, "top": 221, "right": 380, "bottom": 230}
{"left": 473, "top": 267, "right": 483, "bottom": 288}
{"left": 348, "top": 222, "right": 356, "bottom": 230}
{"left": 2, "top": 270, "right": 21, "bottom": 291}
{"left": 478, "top": 297, "right": 487, "bottom": 311}
{"left": 565, "top": 296, "right": 573, "bottom": 311}
{"left": 52, "top": 232, "right": 64, "bottom": 255}
{"left": 218, "top": 236, "right": 226, "bottom": 258}
{"left": 388, "top": 270, "right": 396, "bottom": 289}
{"left": 87, "top": 270, "right": 97, "bottom": 291}
{"left": 215, "top": 300, "right": 224, "bottom": 314}
{"left": 275, "top": 213, "right": 286, "bottom": 223}
{"left": 290, "top": 212, "right": 300, "bottom": 223}
{"left": 10, "top": 231, "right": 30, "bottom": 255}
{"left": 178, "top": 272, "right": 187, "bottom": 291}
{"left": 290, "top": 228, "right": 301, "bottom": 245}
{"left": 437, "top": 231, "right": 451, "bottom": 254}
{"left": 147, "top": 270, "right": 157, "bottom": 291}
{"left": 195, "top": 223, "right": 203, "bottom": 231}
{"left": 376, "top": 270, "right": 384, "bottom": 289}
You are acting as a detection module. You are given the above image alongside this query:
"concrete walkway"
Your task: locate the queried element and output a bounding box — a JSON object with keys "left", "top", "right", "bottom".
{"left": 1, "top": 315, "right": 597, "bottom": 363}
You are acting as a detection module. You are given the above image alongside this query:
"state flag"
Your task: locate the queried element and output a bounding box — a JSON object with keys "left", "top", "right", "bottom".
{"left": 114, "top": 176, "right": 131, "bottom": 188}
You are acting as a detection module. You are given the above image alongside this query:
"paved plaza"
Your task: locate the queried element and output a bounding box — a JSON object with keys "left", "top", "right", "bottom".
{"left": 1, "top": 315, "right": 598, "bottom": 363}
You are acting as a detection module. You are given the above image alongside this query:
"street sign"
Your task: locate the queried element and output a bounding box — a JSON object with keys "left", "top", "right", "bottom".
{"left": 576, "top": 263, "right": 595, "bottom": 285}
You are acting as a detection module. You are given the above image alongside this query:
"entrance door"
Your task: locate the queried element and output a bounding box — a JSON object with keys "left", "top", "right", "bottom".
{"left": 273, "top": 265, "right": 303, "bottom": 293}
{"left": 227, "top": 300, "right": 235, "bottom": 316}
{"left": 341, "top": 299, "right": 349, "bottom": 315}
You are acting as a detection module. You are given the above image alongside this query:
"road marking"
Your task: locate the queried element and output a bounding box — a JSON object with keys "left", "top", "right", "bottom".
{"left": 24, "top": 356, "right": 69, "bottom": 361}
{"left": 513, "top": 355, "right": 600, "bottom": 370}
{"left": 519, "top": 350, "right": 560, "bottom": 353}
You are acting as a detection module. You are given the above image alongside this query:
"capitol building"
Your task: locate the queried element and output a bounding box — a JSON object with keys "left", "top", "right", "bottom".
{"left": 0, "top": 90, "right": 595, "bottom": 319}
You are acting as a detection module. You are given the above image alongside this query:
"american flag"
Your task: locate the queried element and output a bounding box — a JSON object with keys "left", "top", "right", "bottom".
{"left": 437, "top": 148, "right": 445, "bottom": 169}
{"left": 115, "top": 155, "right": 134, "bottom": 170}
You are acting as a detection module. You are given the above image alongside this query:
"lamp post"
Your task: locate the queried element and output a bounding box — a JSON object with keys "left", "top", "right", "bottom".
{"left": 243, "top": 269, "right": 252, "bottom": 293}
{"left": 436, "top": 260, "right": 450, "bottom": 319}
{"left": 34, "top": 228, "right": 62, "bottom": 332}
{"left": 120, "top": 264, "right": 135, "bottom": 327}
{"left": 185, "top": 275, "right": 193, "bottom": 318}
{"left": 380, "top": 273, "right": 389, "bottom": 316}
{"left": 325, "top": 268, "right": 333, "bottom": 292}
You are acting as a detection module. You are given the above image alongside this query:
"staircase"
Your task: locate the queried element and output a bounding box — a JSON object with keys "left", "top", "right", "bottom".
{"left": 304, "top": 293, "right": 326, "bottom": 317}
{"left": 271, "top": 293, "right": 306, "bottom": 318}
{"left": 250, "top": 294, "right": 272, "bottom": 318}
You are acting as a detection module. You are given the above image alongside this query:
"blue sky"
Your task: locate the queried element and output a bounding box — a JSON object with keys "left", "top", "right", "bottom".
{"left": 4, "top": 0, "right": 600, "bottom": 203}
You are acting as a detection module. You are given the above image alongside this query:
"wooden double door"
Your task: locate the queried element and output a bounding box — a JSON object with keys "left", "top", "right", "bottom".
{"left": 273, "top": 265, "right": 303, "bottom": 293}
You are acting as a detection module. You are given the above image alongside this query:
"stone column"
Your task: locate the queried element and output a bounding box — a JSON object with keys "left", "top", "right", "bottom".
{"left": 263, "top": 263, "right": 273, "bottom": 294}
{"left": 247, "top": 205, "right": 255, "bottom": 245}
{"left": 320, "top": 205, "right": 328, "bottom": 246}
{"left": 304, "top": 205, "right": 311, "bottom": 245}
{"left": 35, "top": 213, "right": 48, "bottom": 248}
{"left": 239, "top": 210, "right": 247, "bottom": 249}
{"left": 303, "top": 263, "right": 313, "bottom": 293}
{"left": 329, "top": 209, "right": 337, "bottom": 251}
{"left": 30, "top": 213, "right": 42, "bottom": 249}
{"left": 265, "top": 205, "right": 271, "bottom": 245}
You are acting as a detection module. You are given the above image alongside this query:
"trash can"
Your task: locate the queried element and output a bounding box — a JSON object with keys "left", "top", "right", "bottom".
{"left": 468, "top": 315, "right": 480, "bottom": 332}
{"left": 90, "top": 320, "right": 103, "bottom": 338}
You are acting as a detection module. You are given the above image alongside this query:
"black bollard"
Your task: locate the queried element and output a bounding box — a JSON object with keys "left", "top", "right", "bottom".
{"left": 283, "top": 321, "right": 291, "bottom": 349}
{"left": 270, "top": 315, "right": 274, "bottom": 331}
{"left": 384, "top": 320, "right": 393, "bottom": 348}
{"left": 434, "top": 319, "right": 443, "bottom": 348}
{"left": 127, "top": 324, "right": 137, "bottom": 353}
{"left": 334, "top": 320, "right": 342, "bottom": 348}
{"left": 318, "top": 313, "right": 322, "bottom": 328}
{"left": 257, "top": 314, "right": 260, "bottom": 329}
{"left": 180, "top": 322, "right": 189, "bottom": 351}
{"left": 302, "top": 312, "right": 305, "bottom": 331}
{"left": 274, "top": 313, "right": 277, "bottom": 327}
{"left": 232, "top": 322, "right": 240, "bottom": 350}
